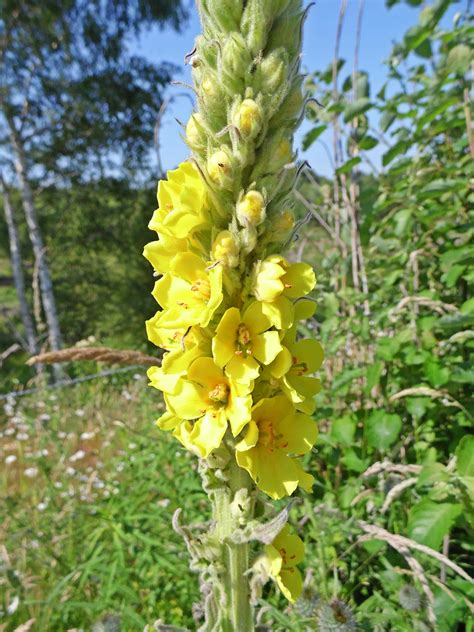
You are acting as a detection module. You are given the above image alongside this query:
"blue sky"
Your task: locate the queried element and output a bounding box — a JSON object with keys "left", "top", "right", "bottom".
{"left": 133, "top": 0, "right": 462, "bottom": 176}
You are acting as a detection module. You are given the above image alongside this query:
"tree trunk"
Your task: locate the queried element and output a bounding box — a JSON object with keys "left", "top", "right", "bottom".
{"left": 6, "top": 116, "right": 63, "bottom": 353}
{"left": 1, "top": 176, "right": 40, "bottom": 359}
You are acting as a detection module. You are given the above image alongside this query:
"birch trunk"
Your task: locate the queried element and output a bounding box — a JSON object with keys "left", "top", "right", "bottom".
{"left": 6, "top": 116, "right": 63, "bottom": 352}
{"left": 1, "top": 177, "right": 39, "bottom": 358}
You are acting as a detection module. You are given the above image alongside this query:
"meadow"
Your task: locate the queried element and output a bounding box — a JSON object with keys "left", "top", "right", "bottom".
{"left": 1, "top": 0, "right": 473, "bottom": 630}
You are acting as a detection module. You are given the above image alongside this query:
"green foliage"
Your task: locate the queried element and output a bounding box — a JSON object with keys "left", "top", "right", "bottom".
{"left": 0, "top": 379, "right": 203, "bottom": 630}
{"left": 294, "top": 0, "right": 474, "bottom": 628}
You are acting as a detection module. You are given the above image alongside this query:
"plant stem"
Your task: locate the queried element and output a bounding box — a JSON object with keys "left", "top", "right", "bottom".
{"left": 211, "top": 462, "right": 255, "bottom": 631}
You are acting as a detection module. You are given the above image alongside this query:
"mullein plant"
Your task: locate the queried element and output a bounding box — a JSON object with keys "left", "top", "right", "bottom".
{"left": 144, "top": 1, "right": 323, "bottom": 629}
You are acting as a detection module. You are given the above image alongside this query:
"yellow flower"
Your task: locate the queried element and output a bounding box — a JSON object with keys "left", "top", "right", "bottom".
{"left": 213, "top": 302, "right": 282, "bottom": 384}
{"left": 253, "top": 255, "right": 316, "bottom": 303}
{"left": 149, "top": 161, "right": 209, "bottom": 240}
{"left": 265, "top": 526, "right": 304, "bottom": 602}
{"left": 152, "top": 253, "right": 223, "bottom": 328}
{"left": 267, "top": 339, "right": 324, "bottom": 414}
{"left": 147, "top": 329, "right": 211, "bottom": 395}
{"left": 143, "top": 235, "right": 190, "bottom": 274}
{"left": 235, "top": 395, "right": 317, "bottom": 499}
{"left": 165, "top": 357, "right": 252, "bottom": 457}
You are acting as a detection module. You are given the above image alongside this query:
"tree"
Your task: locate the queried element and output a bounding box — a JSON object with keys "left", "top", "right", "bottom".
{"left": 0, "top": 0, "right": 187, "bottom": 355}
{"left": 0, "top": 175, "right": 38, "bottom": 358}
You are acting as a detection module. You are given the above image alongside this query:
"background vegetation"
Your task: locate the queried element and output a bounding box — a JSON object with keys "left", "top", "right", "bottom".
{"left": 1, "top": 0, "right": 473, "bottom": 630}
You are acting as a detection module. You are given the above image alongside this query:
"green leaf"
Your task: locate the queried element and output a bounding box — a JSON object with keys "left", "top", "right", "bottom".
{"left": 445, "top": 44, "right": 472, "bottom": 74}
{"left": 343, "top": 97, "right": 372, "bottom": 122}
{"left": 336, "top": 156, "right": 362, "bottom": 175}
{"left": 302, "top": 125, "right": 327, "bottom": 151}
{"left": 407, "top": 499, "right": 462, "bottom": 549}
{"left": 358, "top": 135, "right": 378, "bottom": 150}
{"left": 456, "top": 436, "right": 474, "bottom": 477}
{"left": 341, "top": 449, "right": 368, "bottom": 473}
{"left": 330, "top": 416, "right": 356, "bottom": 447}
{"left": 383, "top": 140, "right": 411, "bottom": 166}
{"left": 380, "top": 109, "right": 397, "bottom": 132}
{"left": 417, "top": 463, "right": 449, "bottom": 487}
{"left": 365, "top": 361, "right": 383, "bottom": 394}
{"left": 365, "top": 411, "right": 402, "bottom": 450}
{"left": 424, "top": 358, "right": 450, "bottom": 388}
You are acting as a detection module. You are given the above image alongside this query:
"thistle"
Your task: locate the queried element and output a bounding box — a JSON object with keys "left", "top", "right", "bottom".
{"left": 144, "top": 2, "right": 322, "bottom": 629}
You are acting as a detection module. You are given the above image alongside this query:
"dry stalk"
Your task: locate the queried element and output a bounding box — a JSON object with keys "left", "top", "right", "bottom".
{"left": 363, "top": 461, "right": 422, "bottom": 478}
{"left": 27, "top": 346, "right": 158, "bottom": 367}
{"left": 381, "top": 478, "right": 417, "bottom": 514}
{"left": 358, "top": 521, "right": 473, "bottom": 584}
{"left": 390, "top": 296, "right": 458, "bottom": 318}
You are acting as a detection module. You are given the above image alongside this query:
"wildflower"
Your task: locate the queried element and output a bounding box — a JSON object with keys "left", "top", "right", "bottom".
{"left": 266, "top": 338, "right": 324, "bottom": 413}
{"left": 213, "top": 302, "right": 282, "bottom": 384}
{"left": 70, "top": 450, "right": 86, "bottom": 462}
{"left": 163, "top": 357, "right": 252, "bottom": 457}
{"left": 149, "top": 161, "right": 209, "bottom": 240}
{"left": 5, "top": 455, "right": 17, "bottom": 465}
{"left": 24, "top": 467, "right": 39, "bottom": 479}
{"left": 152, "top": 253, "right": 223, "bottom": 328}
{"left": 235, "top": 396, "right": 317, "bottom": 499}
{"left": 265, "top": 526, "right": 304, "bottom": 602}
{"left": 252, "top": 255, "right": 316, "bottom": 303}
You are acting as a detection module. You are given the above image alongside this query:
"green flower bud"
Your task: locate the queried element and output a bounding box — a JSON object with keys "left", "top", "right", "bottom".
{"left": 241, "top": 0, "right": 293, "bottom": 54}
{"left": 220, "top": 34, "right": 252, "bottom": 94}
{"left": 254, "top": 49, "right": 290, "bottom": 108}
{"left": 207, "top": 149, "right": 235, "bottom": 189}
{"left": 212, "top": 230, "right": 240, "bottom": 268}
{"left": 267, "top": 4, "right": 305, "bottom": 58}
{"left": 269, "top": 76, "right": 305, "bottom": 128}
{"left": 251, "top": 132, "right": 294, "bottom": 180}
{"left": 232, "top": 98, "right": 263, "bottom": 140}
{"left": 200, "top": 0, "right": 244, "bottom": 34}
{"left": 197, "top": 71, "right": 227, "bottom": 128}
{"left": 236, "top": 190, "right": 266, "bottom": 227}
{"left": 195, "top": 35, "right": 218, "bottom": 69}
{"left": 186, "top": 113, "right": 207, "bottom": 151}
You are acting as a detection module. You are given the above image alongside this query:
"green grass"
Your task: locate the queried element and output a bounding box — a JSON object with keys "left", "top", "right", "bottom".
{"left": 0, "top": 376, "right": 206, "bottom": 630}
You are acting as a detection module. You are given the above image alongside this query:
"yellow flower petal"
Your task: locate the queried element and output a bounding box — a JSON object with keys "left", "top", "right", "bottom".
{"left": 213, "top": 307, "right": 241, "bottom": 367}
{"left": 189, "top": 409, "right": 228, "bottom": 458}
{"left": 276, "top": 567, "right": 303, "bottom": 603}
{"left": 282, "top": 262, "right": 316, "bottom": 299}
{"left": 227, "top": 386, "right": 252, "bottom": 437}
{"left": 242, "top": 301, "right": 273, "bottom": 335}
{"left": 165, "top": 381, "right": 207, "bottom": 420}
{"left": 225, "top": 354, "right": 260, "bottom": 384}
{"left": 156, "top": 411, "right": 181, "bottom": 431}
{"left": 235, "top": 420, "right": 259, "bottom": 451}
{"left": 252, "top": 330, "right": 282, "bottom": 365}
{"left": 260, "top": 296, "right": 294, "bottom": 330}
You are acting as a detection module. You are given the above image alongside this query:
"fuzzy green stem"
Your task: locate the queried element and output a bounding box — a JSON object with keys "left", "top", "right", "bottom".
{"left": 211, "top": 463, "right": 255, "bottom": 631}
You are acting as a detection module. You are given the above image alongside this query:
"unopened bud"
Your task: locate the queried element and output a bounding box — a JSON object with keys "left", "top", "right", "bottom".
{"left": 237, "top": 190, "right": 266, "bottom": 227}
{"left": 233, "top": 99, "right": 263, "bottom": 140}
{"left": 259, "top": 49, "right": 289, "bottom": 96}
{"left": 270, "top": 77, "right": 305, "bottom": 127}
{"left": 212, "top": 230, "right": 240, "bottom": 267}
{"left": 204, "top": 0, "right": 243, "bottom": 33}
{"left": 221, "top": 34, "right": 252, "bottom": 94}
{"left": 207, "top": 149, "right": 234, "bottom": 189}
{"left": 274, "top": 210, "right": 295, "bottom": 234}
{"left": 186, "top": 113, "right": 206, "bottom": 150}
